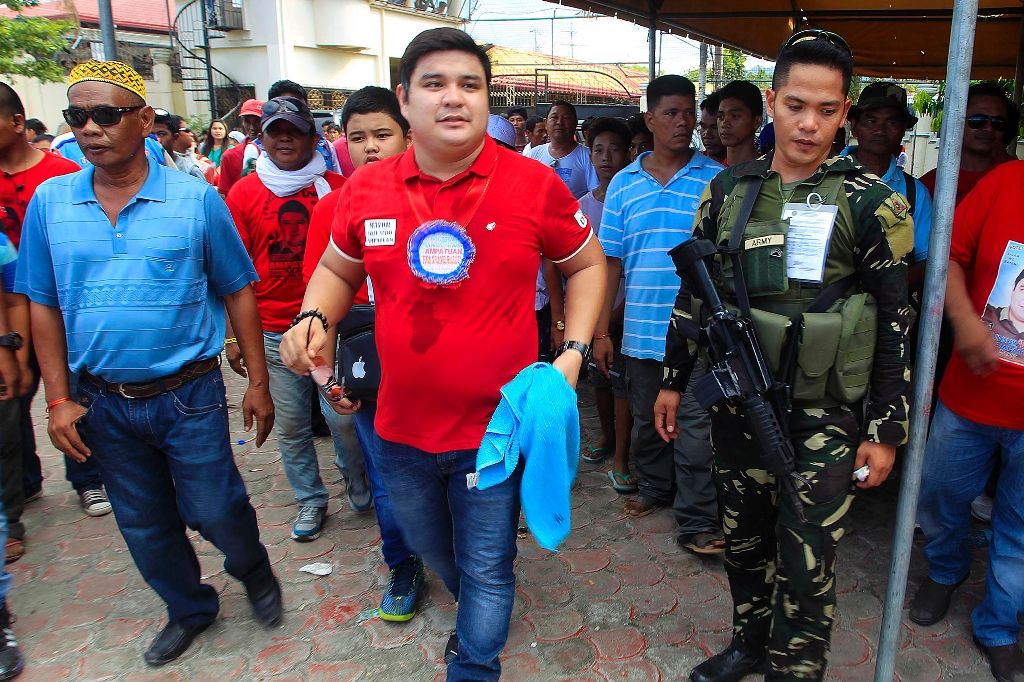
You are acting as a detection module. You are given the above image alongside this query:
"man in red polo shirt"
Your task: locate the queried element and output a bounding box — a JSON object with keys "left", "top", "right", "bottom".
{"left": 224, "top": 96, "right": 357, "bottom": 543}
{"left": 280, "top": 28, "right": 606, "bottom": 680}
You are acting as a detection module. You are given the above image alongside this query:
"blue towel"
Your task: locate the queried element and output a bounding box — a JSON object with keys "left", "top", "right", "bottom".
{"left": 476, "top": 362, "right": 579, "bottom": 551}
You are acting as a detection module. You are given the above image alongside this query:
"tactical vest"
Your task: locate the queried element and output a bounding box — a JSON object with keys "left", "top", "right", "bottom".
{"left": 698, "top": 169, "right": 877, "bottom": 406}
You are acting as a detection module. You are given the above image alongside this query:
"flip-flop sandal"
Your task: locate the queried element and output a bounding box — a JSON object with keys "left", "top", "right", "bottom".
{"left": 582, "top": 446, "right": 609, "bottom": 463}
{"left": 623, "top": 496, "right": 665, "bottom": 518}
{"left": 5, "top": 538, "right": 24, "bottom": 564}
{"left": 681, "top": 532, "right": 726, "bottom": 555}
{"left": 608, "top": 470, "right": 639, "bottom": 494}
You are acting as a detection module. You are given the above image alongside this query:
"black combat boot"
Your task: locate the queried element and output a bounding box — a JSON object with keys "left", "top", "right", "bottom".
{"left": 690, "top": 637, "right": 766, "bottom": 682}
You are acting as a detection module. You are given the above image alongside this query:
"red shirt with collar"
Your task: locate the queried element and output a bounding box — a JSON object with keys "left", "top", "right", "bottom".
{"left": 304, "top": 187, "right": 370, "bottom": 303}
{"left": 217, "top": 142, "right": 248, "bottom": 196}
{"left": 0, "top": 151, "right": 80, "bottom": 248}
{"left": 940, "top": 160, "right": 1024, "bottom": 428}
{"left": 330, "top": 136, "right": 593, "bottom": 452}
{"left": 226, "top": 170, "right": 346, "bottom": 331}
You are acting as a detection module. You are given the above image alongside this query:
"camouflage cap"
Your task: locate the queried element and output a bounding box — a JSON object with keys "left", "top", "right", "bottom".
{"left": 850, "top": 81, "right": 917, "bottom": 127}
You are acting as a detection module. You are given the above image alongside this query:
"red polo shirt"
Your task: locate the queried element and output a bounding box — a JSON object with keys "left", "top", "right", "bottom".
{"left": 304, "top": 188, "right": 370, "bottom": 304}
{"left": 226, "top": 171, "right": 346, "bottom": 332}
{"left": 940, "top": 161, "right": 1024, "bottom": 428}
{"left": 0, "top": 151, "right": 80, "bottom": 247}
{"left": 331, "top": 136, "right": 592, "bottom": 452}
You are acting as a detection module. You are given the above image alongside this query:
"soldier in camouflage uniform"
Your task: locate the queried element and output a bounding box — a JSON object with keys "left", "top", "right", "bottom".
{"left": 653, "top": 31, "right": 913, "bottom": 682}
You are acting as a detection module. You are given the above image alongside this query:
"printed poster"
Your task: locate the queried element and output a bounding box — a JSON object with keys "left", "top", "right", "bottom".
{"left": 982, "top": 240, "right": 1024, "bottom": 366}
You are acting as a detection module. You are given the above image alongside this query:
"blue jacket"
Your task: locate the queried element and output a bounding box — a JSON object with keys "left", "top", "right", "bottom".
{"left": 475, "top": 362, "right": 579, "bottom": 551}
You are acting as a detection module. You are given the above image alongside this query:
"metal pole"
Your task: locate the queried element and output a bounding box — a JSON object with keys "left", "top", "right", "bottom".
{"left": 648, "top": 9, "right": 656, "bottom": 79}
{"left": 97, "top": 0, "right": 118, "bottom": 61}
{"left": 873, "top": 0, "right": 978, "bottom": 679}
{"left": 1009, "top": 15, "right": 1024, "bottom": 154}
{"left": 198, "top": 0, "right": 218, "bottom": 120}
{"left": 698, "top": 42, "right": 708, "bottom": 99}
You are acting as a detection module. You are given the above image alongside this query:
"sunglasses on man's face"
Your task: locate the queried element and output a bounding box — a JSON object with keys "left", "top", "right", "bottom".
{"left": 62, "top": 105, "right": 144, "bottom": 128}
{"left": 783, "top": 29, "right": 854, "bottom": 59}
{"left": 966, "top": 114, "right": 1008, "bottom": 131}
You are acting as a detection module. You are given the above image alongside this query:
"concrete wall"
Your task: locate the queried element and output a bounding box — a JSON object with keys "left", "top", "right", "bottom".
{"left": 202, "top": 0, "right": 462, "bottom": 100}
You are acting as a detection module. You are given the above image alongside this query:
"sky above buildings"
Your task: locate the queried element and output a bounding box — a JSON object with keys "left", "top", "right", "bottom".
{"left": 466, "top": 0, "right": 704, "bottom": 71}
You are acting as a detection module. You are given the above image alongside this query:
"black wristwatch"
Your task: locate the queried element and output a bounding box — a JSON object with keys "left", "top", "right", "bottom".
{"left": 0, "top": 332, "right": 22, "bottom": 351}
{"left": 556, "top": 340, "right": 591, "bottom": 361}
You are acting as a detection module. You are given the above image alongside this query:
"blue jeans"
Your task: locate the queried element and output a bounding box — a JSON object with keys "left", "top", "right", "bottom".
{"left": 378, "top": 439, "right": 522, "bottom": 682}
{"left": 77, "top": 369, "right": 272, "bottom": 626}
{"left": 265, "top": 332, "right": 366, "bottom": 508}
{"left": 918, "top": 400, "right": 1024, "bottom": 647}
{"left": 349, "top": 404, "right": 413, "bottom": 569}
{"left": 0, "top": 429, "right": 11, "bottom": 605}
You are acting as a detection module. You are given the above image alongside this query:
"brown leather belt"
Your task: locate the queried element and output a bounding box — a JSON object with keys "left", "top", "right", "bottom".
{"left": 81, "top": 356, "right": 221, "bottom": 399}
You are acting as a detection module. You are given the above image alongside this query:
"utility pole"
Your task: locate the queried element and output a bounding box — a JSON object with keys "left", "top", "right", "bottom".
{"left": 566, "top": 26, "right": 577, "bottom": 59}
{"left": 550, "top": 10, "right": 555, "bottom": 63}
{"left": 530, "top": 28, "right": 540, "bottom": 53}
{"left": 98, "top": 0, "right": 118, "bottom": 60}
{"left": 698, "top": 42, "right": 708, "bottom": 99}
{"left": 712, "top": 45, "right": 723, "bottom": 88}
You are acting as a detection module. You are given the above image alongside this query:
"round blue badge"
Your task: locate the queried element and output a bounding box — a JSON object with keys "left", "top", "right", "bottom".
{"left": 407, "top": 220, "right": 476, "bottom": 287}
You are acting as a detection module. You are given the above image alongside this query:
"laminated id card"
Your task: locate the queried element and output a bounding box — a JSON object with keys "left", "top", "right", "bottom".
{"left": 781, "top": 201, "right": 838, "bottom": 283}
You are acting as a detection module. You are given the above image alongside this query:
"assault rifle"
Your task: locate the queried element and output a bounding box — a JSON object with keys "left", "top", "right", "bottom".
{"left": 670, "top": 238, "right": 808, "bottom": 523}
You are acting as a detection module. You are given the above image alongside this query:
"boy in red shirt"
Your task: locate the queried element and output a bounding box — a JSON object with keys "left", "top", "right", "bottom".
{"left": 281, "top": 28, "right": 606, "bottom": 679}
{"left": 303, "top": 86, "right": 425, "bottom": 623}
{"left": 911, "top": 160, "right": 1024, "bottom": 681}
{"left": 225, "top": 96, "right": 355, "bottom": 543}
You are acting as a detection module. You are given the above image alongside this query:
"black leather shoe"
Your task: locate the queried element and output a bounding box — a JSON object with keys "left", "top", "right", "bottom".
{"left": 143, "top": 620, "right": 211, "bottom": 666}
{"left": 909, "top": 575, "right": 967, "bottom": 626}
{"left": 690, "top": 638, "right": 766, "bottom": 682}
{"left": 975, "top": 638, "right": 1024, "bottom": 682}
{"left": 247, "top": 575, "right": 283, "bottom": 628}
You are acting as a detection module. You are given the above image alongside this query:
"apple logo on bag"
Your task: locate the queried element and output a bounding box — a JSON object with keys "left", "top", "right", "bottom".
{"left": 352, "top": 357, "right": 367, "bottom": 379}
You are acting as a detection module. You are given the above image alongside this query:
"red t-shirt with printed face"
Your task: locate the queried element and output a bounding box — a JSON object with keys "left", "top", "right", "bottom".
{"left": 0, "top": 151, "right": 81, "bottom": 248}
{"left": 304, "top": 188, "right": 370, "bottom": 303}
{"left": 226, "top": 171, "right": 346, "bottom": 332}
{"left": 331, "top": 136, "right": 593, "bottom": 453}
{"left": 940, "top": 160, "right": 1024, "bottom": 429}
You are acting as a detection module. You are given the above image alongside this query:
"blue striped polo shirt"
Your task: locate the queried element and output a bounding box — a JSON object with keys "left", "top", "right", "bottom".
{"left": 599, "top": 151, "right": 723, "bottom": 361}
{"left": 15, "top": 155, "right": 257, "bottom": 383}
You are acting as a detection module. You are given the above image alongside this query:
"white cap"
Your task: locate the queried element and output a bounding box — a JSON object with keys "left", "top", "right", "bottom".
{"left": 487, "top": 114, "right": 517, "bottom": 148}
{"left": 228, "top": 130, "right": 245, "bottom": 143}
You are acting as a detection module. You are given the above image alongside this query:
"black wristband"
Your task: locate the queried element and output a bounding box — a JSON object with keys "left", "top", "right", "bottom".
{"left": 289, "top": 310, "right": 329, "bottom": 332}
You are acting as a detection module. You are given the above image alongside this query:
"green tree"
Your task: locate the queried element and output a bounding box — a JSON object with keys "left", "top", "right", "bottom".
{"left": 723, "top": 48, "right": 746, "bottom": 82}
{"left": 0, "top": 0, "right": 73, "bottom": 82}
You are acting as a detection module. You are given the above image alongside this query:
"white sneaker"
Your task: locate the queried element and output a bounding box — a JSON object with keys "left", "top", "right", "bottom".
{"left": 80, "top": 487, "right": 113, "bottom": 517}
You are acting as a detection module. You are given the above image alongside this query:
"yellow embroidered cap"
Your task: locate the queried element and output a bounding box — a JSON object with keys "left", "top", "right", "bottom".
{"left": 67, "top": 60, "right": 147, "bottom": 101}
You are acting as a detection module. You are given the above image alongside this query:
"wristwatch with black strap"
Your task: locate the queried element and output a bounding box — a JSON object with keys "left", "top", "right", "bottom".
{"left": 0, "top": 332, "right": 22, "bottom": 351}
{"left": 556, "top": 340, "right": 591, "bottom": 362}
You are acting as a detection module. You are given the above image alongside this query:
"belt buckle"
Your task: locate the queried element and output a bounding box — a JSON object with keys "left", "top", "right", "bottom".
{"left": 117, "top": 383, "right": 135, "bottom": 399}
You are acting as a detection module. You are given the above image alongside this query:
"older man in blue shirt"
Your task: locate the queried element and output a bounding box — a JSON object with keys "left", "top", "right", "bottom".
{"left": 15, "top": 61, "right": 279, "bottom": 667}
{"left": 595, "top": 75, "right": 725, "bottom": 555}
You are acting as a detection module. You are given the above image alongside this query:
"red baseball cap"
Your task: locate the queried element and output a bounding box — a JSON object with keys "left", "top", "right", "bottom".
{"left": 240, "top": 99, "right": 264, "bottom": 117}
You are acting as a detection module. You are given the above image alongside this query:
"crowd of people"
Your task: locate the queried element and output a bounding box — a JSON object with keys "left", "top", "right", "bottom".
{"left": 0, "top": 23, "right": 1020, "bottom": 682}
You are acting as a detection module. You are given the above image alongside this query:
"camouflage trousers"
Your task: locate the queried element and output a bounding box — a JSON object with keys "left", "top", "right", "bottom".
{"left": 710, "top": 402, "right": 859, "bottom": 681}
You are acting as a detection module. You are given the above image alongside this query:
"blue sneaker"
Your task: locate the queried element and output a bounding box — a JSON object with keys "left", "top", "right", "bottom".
{"left": 290, "top": 505, "right": 326, "bottom": 542}
{"left": 379, "top": 556, "right": 424, "bottom": 622}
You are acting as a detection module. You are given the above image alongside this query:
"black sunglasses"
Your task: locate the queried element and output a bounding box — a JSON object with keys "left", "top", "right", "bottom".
{"left": 966, "top": 114, "right": 1008, "bottom": 131}
{"left": 262, "top": 97, "right": 306, "bottom": 117}
{"left": 62, "top": 105, "right": 144, "bottom": 128}
{"left": 783, "top": 29, "right": 853, "bottom": 59}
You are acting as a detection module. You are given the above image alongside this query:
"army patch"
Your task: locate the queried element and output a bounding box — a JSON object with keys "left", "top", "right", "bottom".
{"left": 874, "top": 191, "right": 914, "bottom": 260}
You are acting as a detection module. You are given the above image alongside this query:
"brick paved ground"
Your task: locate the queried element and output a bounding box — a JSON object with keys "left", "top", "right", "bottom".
{"left": 8, "top": 369, "right": 997, "bottom": 681}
